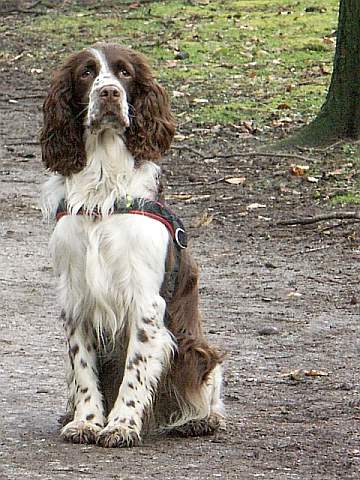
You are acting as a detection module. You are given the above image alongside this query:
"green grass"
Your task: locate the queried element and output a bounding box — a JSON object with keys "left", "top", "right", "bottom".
{"left": 1, "top": 0, "right": 339, "bottom": 127}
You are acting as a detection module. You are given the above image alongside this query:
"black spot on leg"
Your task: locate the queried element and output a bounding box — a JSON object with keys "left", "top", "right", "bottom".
{"left": 136, "top": 369, "right": 141, "bottom": 383}
{"left": 81, "top": 387, "right": 88, "bottom": 394}
{"left": 133, "top": 353, "right": 144, "bottom": 366}
{"left": 113, "top": 416, "right": 119, "bottom": 422}
{"left": 71, "top": 344, "right": 79, "bottom": 357}
{"left": 143, "top": 318, "right": 153, "bottom": 325}
{"left": 85, "top": 395, "right": 91, "bottom": 402}
{"left": 128, "top": 382, "right": 134, "bottom": 389}
{"left": 137, "top": 329, "right": 149, "bottom": 343}
{"left": 80, "top": 359, "right": 88, "bottom": 368}
{"left": 129, "top": 419, "right": 136, "bottom": 426}
{"left": 69, "top": 326, "right": 76, "bottom": 337}
{"left": 86, "top": 344, "right": 92, "bottom": 352}
{"left": 86, "top": 414, "right": 95, "bottom": 421}
{"left": 126, "top": 400, "right": 136, "bottom": 408}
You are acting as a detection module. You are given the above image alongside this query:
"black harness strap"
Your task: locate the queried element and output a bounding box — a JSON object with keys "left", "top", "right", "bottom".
{"left": 56, "top": 198, "right": 187, "bottom": 250}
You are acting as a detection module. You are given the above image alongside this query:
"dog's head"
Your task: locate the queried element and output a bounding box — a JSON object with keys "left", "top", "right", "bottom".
{"left": 40, "top": 43, "right": 175, "bottom": 175}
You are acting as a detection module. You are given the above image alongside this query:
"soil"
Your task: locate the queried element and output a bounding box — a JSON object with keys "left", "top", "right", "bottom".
{"left": 1, "top": 38, "right": 360, "bottom": 480}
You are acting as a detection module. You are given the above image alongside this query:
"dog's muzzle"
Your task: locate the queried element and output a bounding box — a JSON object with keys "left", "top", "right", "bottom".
{"left": 87, "top": 83, "right": 129, "bottom": 133}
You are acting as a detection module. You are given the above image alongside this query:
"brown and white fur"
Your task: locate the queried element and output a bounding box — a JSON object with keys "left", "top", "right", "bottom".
{"left": 40, "top": 43, "right": 225, "bottom": 448}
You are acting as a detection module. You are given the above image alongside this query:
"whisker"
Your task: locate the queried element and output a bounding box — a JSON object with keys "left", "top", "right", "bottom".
{"left": 76, "top": 106, "right": 88, "bottom": 119}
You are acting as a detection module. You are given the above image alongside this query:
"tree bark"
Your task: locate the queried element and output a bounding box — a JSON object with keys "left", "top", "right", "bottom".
{"left": 281, "top": 0, "right": 360, "bottom": 147}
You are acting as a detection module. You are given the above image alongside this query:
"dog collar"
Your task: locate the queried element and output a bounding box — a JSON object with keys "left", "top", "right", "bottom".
{"left": 56, "top": 197, "right": 187, "bottom": 250}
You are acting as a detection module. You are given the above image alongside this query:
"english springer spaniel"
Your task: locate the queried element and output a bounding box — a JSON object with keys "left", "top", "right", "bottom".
{"left": 40, "top": 43, "right": 225, "bottom": 448}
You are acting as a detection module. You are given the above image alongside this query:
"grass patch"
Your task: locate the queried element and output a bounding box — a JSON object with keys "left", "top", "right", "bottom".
{"left": 330, "top": 193, "right": 360, "bottom": 205}
{"left": 1, "top": 0, "right": 340, "bottom": 128}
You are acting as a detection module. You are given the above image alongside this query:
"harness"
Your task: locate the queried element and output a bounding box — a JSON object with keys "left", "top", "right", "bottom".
{"left": 56, "top": 197, "right": 187, "bottom": 250}
{"left": 55, "top": 198, "right": 187, "bottom": 320}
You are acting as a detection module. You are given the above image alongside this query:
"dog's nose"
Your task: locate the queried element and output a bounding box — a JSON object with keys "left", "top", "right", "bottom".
{"left": 99, "top": 86, "right": 121, "bottom": 100}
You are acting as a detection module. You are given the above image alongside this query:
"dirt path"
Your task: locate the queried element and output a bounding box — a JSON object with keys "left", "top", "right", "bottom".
{"left": 1, "top": 69, "right": 360, "bottom": 480}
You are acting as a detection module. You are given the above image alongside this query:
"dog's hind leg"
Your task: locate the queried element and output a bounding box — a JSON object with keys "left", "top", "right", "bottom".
{"left": 168, "top": 363, "right": 226, "bottom": 437}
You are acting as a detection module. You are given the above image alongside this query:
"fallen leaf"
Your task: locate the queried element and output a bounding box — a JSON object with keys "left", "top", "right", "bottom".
{"left": 192, "top": 211, "right": 213, "bottom": 228}
{"left": 319, "top": 63, "right": 331, "bottom": 75}
{"left": 281, "top": 369, "right": 329, "bottom": 381}
{"left": 289, "top": 164, "right": 309, "bottom": 176}
{"left": 287, "top": 291, "right": 302, "bottom": 298}
{"left": 165, "top": 193, "right": 192, "bottom": 201}
{"left": 327, "top": 168, "right": 343, "bottom": 176}
{"left": 247, "top": 203, "right": 266, "bottom": 210}
{"left": 304, "top": 369, "right": 329, "bottom": 377}
{"left": 166, "top": 60, "right": 178, "bottom": 68}
{"left": 277, "top": 102, "right": 291, "bottom": 110}
{"left": 192, "top": 98, "right": 209, "bottom": 104}
{"left": 307, "top": 176, "right": 319, "bottom": 183}
{"left": 225, "top": 177, "right": 246, "bottom": 185}
{"left": 172, "top": 90, "right": 186, "bottom": 97}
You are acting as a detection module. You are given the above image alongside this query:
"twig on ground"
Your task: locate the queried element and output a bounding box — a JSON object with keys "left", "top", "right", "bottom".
{"left": 202, "top": 152, "right": 313, "bottom": 162}
{"left": 172, "top": 147, "right": 313, "bottom": 163}
{"left": 275, "top": 212, "right": 360, "bottom": 226}
{"left": 299, "top": 245, "right": 333, "bottom": 254}
{"left": 172, "top": 144, "right": 206, "bottom": 158}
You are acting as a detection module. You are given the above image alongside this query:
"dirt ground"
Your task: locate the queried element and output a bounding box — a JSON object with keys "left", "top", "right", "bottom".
{"left": 1, "top": 41, "right": 360, "bottom": 480}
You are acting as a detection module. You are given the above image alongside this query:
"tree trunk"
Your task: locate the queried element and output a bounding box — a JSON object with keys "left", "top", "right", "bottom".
{"left": 282, "top": 0, "right": 360, "bottom": 147}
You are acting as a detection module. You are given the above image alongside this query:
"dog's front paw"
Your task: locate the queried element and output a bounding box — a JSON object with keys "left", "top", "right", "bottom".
{"left": 61, "top": 420, "right": 102, "bottom": 444}
{"left": 97, "top": 423, "right": 140, "bottom": 448}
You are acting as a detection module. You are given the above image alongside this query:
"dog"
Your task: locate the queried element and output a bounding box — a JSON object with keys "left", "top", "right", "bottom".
{"left": 40, "top": 43, "right": 225, "bottom": 447}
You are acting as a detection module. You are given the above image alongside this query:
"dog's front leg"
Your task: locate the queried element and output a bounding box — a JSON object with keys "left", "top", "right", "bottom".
{"left": 61, "top": 317, "right": 105, "bottom": 444}
{"left": 97, "top": 295, "right": 175, "bottom": 448}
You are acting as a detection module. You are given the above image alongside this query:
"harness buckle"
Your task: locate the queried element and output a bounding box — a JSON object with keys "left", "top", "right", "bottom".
{"left": 175, "top": 227, "right": 187, "bottom": 249}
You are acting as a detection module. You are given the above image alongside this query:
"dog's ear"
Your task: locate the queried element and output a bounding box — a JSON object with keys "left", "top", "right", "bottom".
{"left": 126, "top": 55, "right": 175, "bottom": 162}
{"left": 40, "top": 59, "right": 86, "bottom": 176}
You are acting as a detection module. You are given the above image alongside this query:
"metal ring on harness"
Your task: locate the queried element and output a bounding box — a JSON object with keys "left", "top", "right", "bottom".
{"left": 175, "top": 228, "right": 187, "bottom": 249}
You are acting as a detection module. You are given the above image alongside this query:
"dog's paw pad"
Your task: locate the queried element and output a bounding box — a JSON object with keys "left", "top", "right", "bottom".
{"left": 97, "top": 425, "right": 140, "bottom": 448}
{"left": 61, "top": 420, "right": 102, "bottom": 444}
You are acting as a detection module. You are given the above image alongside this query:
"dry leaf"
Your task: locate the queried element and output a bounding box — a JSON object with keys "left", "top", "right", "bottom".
{"left": 172, "top": 90, "right": 186, "bottom": 97}
{"left": 307, "top": 176, "right": 319, "bottom": 183}
{"left": 165, "top": 193, "right": 192, "bottom": 201}
{"left": 304, "top": 369, "right": 329, "bottom": 377}
{"left": 328, "top": 168, "right": 343, "bottom": 176}
{"left": 192, "top": 211, "right": 213, "bottom": 228}
{"left": 277, "top": 102, "right": 291, "bottom": 110}
{"left": 281, "top": 369, "right": 329, "bottom": 380}
{"left": 166, "top": 60, "right": 178, "bottom": 68}
{"left": 247, "top": 203, "right": 266, "bottom": 210}
{"left": 192, "top": 98, "right": 209, "bottom": 104}
{"left": 287, "top": 291, "right": 302, "bottom": 298}
{"left": 290, "top": 164, "right": 309, "bottom": 176}
{"left": 225, "top": 177, "right": 246, "bottom": 185}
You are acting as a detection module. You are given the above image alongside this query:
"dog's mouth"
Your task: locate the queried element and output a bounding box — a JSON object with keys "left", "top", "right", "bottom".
{"left": 88, "top": 110, "right": 129, "bottom": 134}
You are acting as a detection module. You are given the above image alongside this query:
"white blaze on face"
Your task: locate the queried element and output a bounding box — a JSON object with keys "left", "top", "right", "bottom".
{"left": 87, "top": 47, "right": 129, "bottom": 129}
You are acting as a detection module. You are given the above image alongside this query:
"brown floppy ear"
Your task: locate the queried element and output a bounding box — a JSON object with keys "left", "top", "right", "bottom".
{"left": 126, "top": 79, "right": 176, "bottom": 162}
{"left": 40, "top": 61, "right": 86, "bottom": 176}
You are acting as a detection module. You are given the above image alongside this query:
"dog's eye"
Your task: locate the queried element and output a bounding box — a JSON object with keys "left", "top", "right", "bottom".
{"left": 116, "top": 65, "right": 131, "bottom": 78}
{"left": 81, "top": 68, "right": 95, "bottom": 79}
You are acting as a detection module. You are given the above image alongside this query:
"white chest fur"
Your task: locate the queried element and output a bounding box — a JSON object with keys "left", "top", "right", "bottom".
{"left": 41, "top": 131, "right": 161, "bottom": 218}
